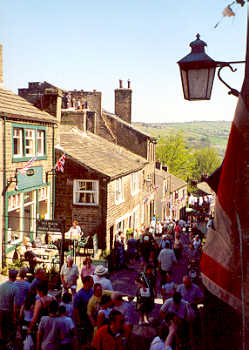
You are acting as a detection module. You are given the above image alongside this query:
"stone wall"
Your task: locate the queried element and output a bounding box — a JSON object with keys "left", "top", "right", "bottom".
{"left": 18, "top": 82, "right": 62, "bottom": 122}
{"left": 54, "top": 156, "right": 108, "bottom": 249}
{"left": 106, "top": 171, "right": 143, "bottom": 249}
{"left": 100, "top": 113, "right": 152, "bottom": 159}
{"left": 115, "top": 88, "right": 132, "bottom": 124}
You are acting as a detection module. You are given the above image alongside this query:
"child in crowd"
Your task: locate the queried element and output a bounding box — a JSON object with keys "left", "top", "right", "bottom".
{"left": 60, "top": 292, "right": 73, "bottom": 318}
{"left": 135, "top": 265, "right": 156, "bottom": 325}
{"left": 19, "top": 294, "right": 35, "bottom": 339}
{"left": 96, "top": 294, "right": 112, "bottom": 330}
{"left": 59, "top": 305, "right": 77, "bottom": 350}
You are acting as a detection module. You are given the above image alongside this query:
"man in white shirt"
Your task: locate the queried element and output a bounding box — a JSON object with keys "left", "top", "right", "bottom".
{"left": 93, "top": 265, "right": 113, "bottom": 291}
{"left": 160, "top": 292, "right": 195, "bottom": 322}
{"left": 158, "top": 242, "right": 177, "bottom": 284}
{"left": 66, "top": 220, "right": 82, "bottom": 240}
{"left": 60, "top": 255, "right": 79, "bottom": 296}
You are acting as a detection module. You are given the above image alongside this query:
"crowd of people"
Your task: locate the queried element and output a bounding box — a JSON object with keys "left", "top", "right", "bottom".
{"left": 0, "top": 216, "right": 206, "bottom": 350}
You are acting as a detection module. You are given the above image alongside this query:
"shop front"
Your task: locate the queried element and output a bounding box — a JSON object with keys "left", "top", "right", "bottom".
{"left": 5, "top": 166, "right": 51, "bottom": 261}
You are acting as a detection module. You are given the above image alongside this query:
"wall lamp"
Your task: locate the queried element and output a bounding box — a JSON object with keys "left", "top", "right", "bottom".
{"left": 177, "top": 33, "right": 245, "bottom": 101}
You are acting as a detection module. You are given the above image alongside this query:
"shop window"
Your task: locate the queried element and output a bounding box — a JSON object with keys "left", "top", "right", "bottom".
{"left": 38, "top": 187, "right": 49, "bottom": 220}
{"left": 12, "top": 124, "right": 46, "bottom": 161}
{"left": 73, "top": 180, "right": 99, "bottom": 206}
{"left": 115, "top": 178, "right": 124, "bottom": 204}
{"left": 7, "top": 193, "right": 23, "bottom": 245}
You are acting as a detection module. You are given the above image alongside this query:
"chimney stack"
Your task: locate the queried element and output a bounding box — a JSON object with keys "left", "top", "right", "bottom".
{"left": 0, "top": 45, "right": 3, "bottom": 85}
{"left": 115, "top": 79, "right": 132, "bottom": 124}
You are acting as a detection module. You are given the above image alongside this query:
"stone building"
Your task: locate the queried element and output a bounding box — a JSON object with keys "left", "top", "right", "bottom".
{"left": 0, "top": 46, "right": 61, "bottom": 266}
{"left": 155, "top": 163, "right": 187, "bottom": 221}
{"left": 18, "top": 79, "right": 157, "bottom": 251}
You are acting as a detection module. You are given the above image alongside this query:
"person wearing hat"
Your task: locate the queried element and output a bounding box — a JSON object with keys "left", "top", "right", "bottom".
{"left": 93, "top": 265, "right": 113, "bottom": 291}
{"left": 0, "top": 269, "right": 18, "bottom": 344}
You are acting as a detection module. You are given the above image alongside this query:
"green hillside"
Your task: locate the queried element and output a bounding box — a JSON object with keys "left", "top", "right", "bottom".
{"left": 133, "top": 121, "right": 231, "bottom": 157}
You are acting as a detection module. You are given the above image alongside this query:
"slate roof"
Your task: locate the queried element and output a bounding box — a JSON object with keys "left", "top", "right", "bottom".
{"left": 0, "top": 87, "right": 57, "bottom": 123}
{"left": 197, "top": 181, "right": 215, "bottom": 195}
{"left": 102, "top": 110, "right": 156, "bottom": 141}
{"left": 155, "top": 168, "right": 187, "bottom": 191}
{"left": 59, "top": 127, "right": 148, "bottom": 179}
{"left": 170, "top": 174, "right": 187, "bottom": 192}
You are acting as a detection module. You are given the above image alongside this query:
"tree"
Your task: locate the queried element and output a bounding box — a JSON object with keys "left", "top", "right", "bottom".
{"left": 192, "top": 147, "right": 222, "bottom": 181}
{"left": 156, "top": 132, "right": 194, "bottom": 181}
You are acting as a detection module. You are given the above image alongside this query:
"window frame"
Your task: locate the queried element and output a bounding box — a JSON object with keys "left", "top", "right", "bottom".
{"left": 131, "top": 172, "right": 140, "bottom": 196}
{"left": 73, "top": 179, "right": 99, "bottom": 206}
{"left": 115, "top": 177, "right": 124, "bottom": 204}
{"left": 13, "top": 127, "right": 24, "bottom": 158}
{"left": 37, "top": 129, "right": 45, "bottom": 156}
{"left": 12, "top": 123, "right": 47, "bottom": 162}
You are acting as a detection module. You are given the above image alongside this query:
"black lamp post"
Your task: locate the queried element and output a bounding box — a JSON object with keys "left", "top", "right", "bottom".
{"left": 178, "top": 34, "right": 245, "bottom": 101}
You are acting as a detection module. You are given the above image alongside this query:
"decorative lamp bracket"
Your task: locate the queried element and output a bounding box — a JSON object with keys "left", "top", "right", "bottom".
{"left": 216, "top": 60, "right": 245, "bottom": 97}
{"left": 46, "top": 169, "right": 57, "bottom": 183}
{"left": 2, "top": 176, "right": 17, "bottom": 196}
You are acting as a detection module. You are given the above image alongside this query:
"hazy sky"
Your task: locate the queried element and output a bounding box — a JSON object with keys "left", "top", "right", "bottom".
{"left": 1, "top": 1, "right": 247, "bottom": 123}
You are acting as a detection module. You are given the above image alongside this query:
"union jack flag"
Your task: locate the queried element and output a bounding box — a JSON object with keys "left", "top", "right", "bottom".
{"left": 201, "top": 80, "right": 249, "bottom": 313}
{"left": 18, "top": 155, "right": 38, "bottom": 175}
{"left": 55, "top": 154, "right": 66, "bottom": 173}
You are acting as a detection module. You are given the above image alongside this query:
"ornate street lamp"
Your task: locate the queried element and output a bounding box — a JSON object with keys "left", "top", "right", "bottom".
{"left": 178, "top": 34, "right": 217, "bottom": 100}
{"left": 178, "top": 33, "right": 245, "bottom": 101}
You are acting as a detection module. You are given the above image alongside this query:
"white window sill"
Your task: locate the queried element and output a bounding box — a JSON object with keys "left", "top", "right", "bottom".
{"left": 73, "top": 202, "right": 98, "bottom": 206}
{"left": 131, "top": 190, "right": 140, "bottom": 197}
{"left": 115, "top": 199, "right": 125, "bottom": 205}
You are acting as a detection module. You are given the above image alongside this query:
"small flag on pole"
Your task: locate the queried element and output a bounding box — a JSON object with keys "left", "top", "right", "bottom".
{"left": 55, "top": 154, "right": 66, "bottom": 173}
{"left": 18, "top": 155, "right": 38, "bottom": 175}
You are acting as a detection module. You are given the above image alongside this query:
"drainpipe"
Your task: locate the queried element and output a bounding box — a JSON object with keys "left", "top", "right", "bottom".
{"left": 2, "top": 116, "right": 6, "bottom": 267}
{"left": 52, "top": 125, "right": 55, "bottom": 219}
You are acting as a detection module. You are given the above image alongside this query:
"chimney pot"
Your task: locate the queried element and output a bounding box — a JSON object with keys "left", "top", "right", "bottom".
{"left": 119, "top": 80, "right": 123, "bottom": 89}
{"left": 128, "top": 79, "right": 131, "bottom": 89}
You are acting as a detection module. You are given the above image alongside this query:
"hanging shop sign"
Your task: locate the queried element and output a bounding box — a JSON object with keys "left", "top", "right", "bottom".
{"left": 36, "top": 219, "right": 61, "bottom": 233}
{"left": 16, "top": 166, "right": 43, "bottom": 190}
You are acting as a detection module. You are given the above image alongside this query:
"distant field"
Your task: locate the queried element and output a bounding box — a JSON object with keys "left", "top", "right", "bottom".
{"left": 133, "top": 121, "right": 231, "bottom": 157}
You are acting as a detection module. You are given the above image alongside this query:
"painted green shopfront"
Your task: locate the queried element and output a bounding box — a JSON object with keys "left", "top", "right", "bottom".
{"left": 4, "top": 121, "right": 56, "bottom": 264}
{"left": 0, "top": 87, "right": 58, "bottom": 266}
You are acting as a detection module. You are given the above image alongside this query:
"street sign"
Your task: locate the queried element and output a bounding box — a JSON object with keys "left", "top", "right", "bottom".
{"left": 36, "top": 219, "right": 61, "bottom": 233}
